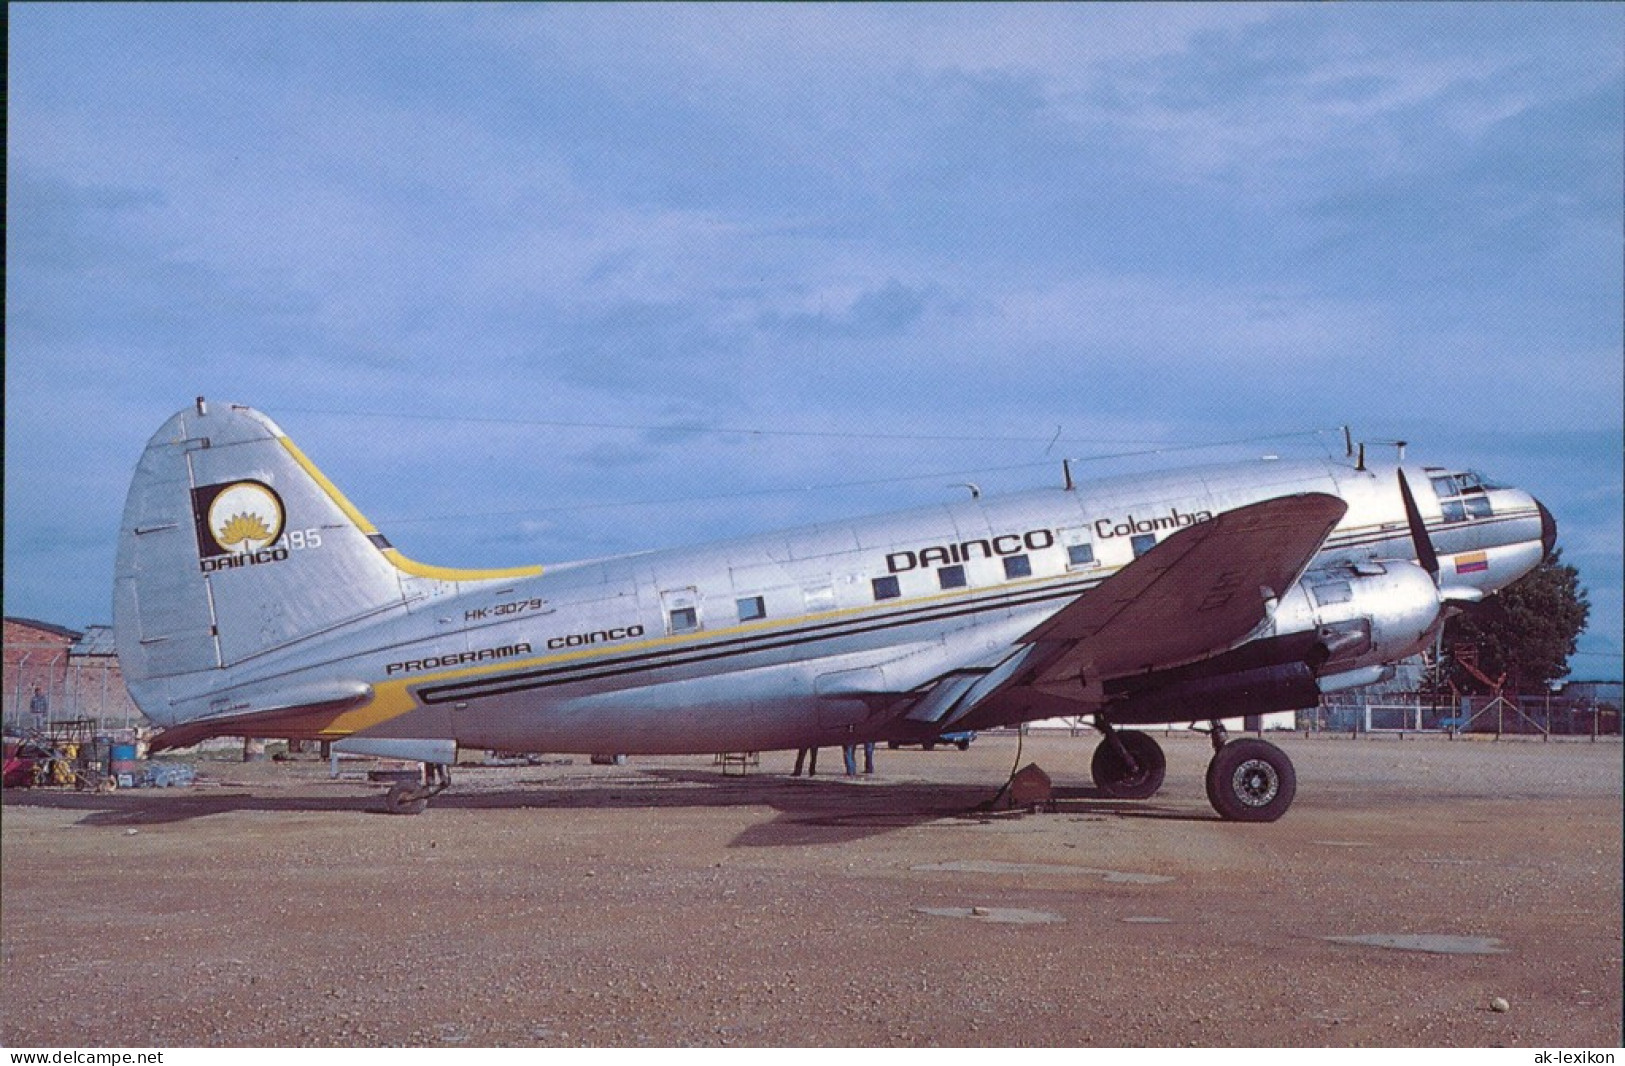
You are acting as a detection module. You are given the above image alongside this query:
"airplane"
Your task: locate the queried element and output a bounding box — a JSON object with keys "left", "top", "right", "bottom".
{"left": 112, "top": 399, "right": 1557, "bottom": 820}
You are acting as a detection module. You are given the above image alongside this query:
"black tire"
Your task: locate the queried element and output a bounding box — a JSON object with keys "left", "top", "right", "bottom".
{"left": 1205, "top": 738, "right": 1296, "bottom": 822}
{"left": 887, "top": 742, "right": 901, "bottom": 749}
{"left": 384, "top": 781, "right": 429, "bottom": 816}
{"left": 956, "top": 740, "right": 970, "bottom": 751}
{"left": 923, "top": 741, "right": 936, "bottom": 751}
{"left": 1090, "top": 729, "right": 1166, "bottom": 800}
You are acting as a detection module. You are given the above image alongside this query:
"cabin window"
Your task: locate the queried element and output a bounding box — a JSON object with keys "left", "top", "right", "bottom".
{"left": 736, "top": 596, "right": 766, "bottom": 622}
{"left": 660, "top": 587, "right": 701, "bottom": 634}
{"left": 1003, "top": 554, "right": 1032, "bottom": 580}
{"left": 872, "top": 575, "right": 901, "bottom": 601}
{"left": 938, "top": 564, "right": 967, "bottom": 590}
{"left": 1131, "top": 533, "right": 1157, "bottom": 558}
{"left": 1067, "top": 542, "right": 1096, "bottom": 568}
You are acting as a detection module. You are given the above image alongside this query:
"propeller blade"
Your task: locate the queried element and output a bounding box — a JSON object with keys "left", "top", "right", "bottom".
{"left": 1397, "top": 469, "right": 1440, "bottom": 583}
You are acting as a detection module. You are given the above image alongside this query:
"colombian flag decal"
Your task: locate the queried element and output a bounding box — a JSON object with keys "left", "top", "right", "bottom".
{"left": 1455, "top": 551, "right": 1490, "bottom": 575}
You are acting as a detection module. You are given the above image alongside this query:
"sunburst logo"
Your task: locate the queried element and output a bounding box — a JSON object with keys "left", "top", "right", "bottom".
{"left": 195, "top": 480, "right": 286, "bottom": 557}
{"left": 217, "top": 512, "right": 275, "bottom": 549}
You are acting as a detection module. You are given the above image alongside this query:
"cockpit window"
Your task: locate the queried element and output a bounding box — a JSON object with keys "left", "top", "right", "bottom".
{"left": 1431, "top": 473, "right": 1469, "bottom": 497}
{"left": 1430, "top": 471, "right": 1495, "bottom": 524}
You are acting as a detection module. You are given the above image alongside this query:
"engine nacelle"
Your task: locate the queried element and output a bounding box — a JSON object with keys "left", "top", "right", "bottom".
{"left": 1268, "top": 560, "right": 1443, "bottom": 673}
{"left": 1101, "top": 560, "right": 1448, "bottom": 727}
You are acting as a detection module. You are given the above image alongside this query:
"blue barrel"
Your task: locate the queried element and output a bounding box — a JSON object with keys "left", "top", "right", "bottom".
{"left": 110, "top": 743, "right": 139, "bottom": 777}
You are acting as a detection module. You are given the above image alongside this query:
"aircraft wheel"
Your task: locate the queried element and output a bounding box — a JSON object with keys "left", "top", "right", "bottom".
{"left": 383, "top": 781, "right": 429, "bottom": 816}
{"left": 1206, "top": 738, "right": 1296, "bottom": 822}
{"left": 1090, "top": 729, "right": 1166, "bottom": 799}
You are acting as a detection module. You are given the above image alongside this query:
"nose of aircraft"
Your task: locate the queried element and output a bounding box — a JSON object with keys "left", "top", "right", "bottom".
{"left": 1536, "top": 498, "right": 1558, "bottom": 562}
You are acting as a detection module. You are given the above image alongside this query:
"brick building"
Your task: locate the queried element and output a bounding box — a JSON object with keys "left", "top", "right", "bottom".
{"left": 3, "top": 617, "right": 143, "bottom": 732}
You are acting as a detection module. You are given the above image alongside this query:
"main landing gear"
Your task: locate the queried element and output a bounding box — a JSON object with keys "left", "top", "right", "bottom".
{"left": 1089, "top": 719, "right": 1298, "bottom": 822}
{"left": 1202, "top": 723, "right": 1296, "bottom": 823}
{"left": 1090, "top": 722, "right": 1166, "bottom": 800}
{"left": 382, "top": 762, "right": 451, "bottom": 815}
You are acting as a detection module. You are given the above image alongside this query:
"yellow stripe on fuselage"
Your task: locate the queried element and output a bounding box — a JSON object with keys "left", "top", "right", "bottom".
{"left": 319, "top": 682, "right": 422, "bottom": 737}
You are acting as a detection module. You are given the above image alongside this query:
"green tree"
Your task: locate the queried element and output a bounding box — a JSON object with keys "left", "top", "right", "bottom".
{"left": 1445, "top": 549, "right": 1590, "bottom": 692}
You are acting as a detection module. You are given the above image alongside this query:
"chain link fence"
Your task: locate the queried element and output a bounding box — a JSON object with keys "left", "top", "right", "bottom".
{"left": 1304, "top": 692, "right": 1620, "bottom": 738}
{"left": 3, "top": 642, "right": 144, "bottom": 736}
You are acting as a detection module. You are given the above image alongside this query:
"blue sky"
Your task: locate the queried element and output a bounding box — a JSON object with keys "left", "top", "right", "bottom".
{"left": 7, "top": 3, "right": 1622, "bottom": 678}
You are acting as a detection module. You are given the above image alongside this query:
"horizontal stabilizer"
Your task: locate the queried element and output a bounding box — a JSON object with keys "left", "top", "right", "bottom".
{"left": 147, "top": 681, "right": 374, "bottom": 752}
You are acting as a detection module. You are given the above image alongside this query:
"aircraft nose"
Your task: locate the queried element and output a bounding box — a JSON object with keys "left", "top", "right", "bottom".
{"left": 1536, "top": 498, "right": 1558, "bottom": 562}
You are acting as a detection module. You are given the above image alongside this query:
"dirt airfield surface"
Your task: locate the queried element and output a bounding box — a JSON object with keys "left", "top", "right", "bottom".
{"left": 2, "top": 731, "right": 1620, "bottom": 1048}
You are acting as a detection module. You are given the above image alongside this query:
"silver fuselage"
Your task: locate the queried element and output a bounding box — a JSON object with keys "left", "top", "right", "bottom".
{"left": 139, "top": 456, "right": 1546, "bottom": 754}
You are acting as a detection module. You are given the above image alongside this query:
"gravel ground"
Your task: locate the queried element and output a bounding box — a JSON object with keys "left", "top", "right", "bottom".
{"left": 2, "top": 731, "right": 1619, "bottom": 1048}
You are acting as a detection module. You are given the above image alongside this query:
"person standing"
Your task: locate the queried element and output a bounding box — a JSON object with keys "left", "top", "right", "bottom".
{"left": 793, "top": 747, "right": 819, "bottom": 777}
{"left": 843, "top": 742, "right": 877, "bottom": 776}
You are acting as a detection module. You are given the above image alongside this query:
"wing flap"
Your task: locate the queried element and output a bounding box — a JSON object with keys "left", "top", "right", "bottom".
{"left": 903, "top": 672, "right": 982, "bottom": 725}
{"left": 895, "top": 642, "right": 1043, "bottom": 726}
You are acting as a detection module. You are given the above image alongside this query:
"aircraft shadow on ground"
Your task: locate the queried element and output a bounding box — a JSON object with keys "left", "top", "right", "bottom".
{"left": 0, "top": 769, "right": 1213, "bottom": 841}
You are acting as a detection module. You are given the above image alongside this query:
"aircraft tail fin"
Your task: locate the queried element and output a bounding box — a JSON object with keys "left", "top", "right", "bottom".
{"left": 112, "top": 400, "right": 540, "bottom": 723}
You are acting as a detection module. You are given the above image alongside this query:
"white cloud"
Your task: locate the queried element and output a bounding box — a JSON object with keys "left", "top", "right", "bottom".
{"left": 5, "top": 2, "right": 1620, "bottom": 648}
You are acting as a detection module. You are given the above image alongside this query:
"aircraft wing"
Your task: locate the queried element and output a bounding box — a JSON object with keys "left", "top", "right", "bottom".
{"left": 1021, "top": 492, "right": 1348, "bottom": 684}
{"left": 907, "top": 493, "right": 1347, "bottom": 728}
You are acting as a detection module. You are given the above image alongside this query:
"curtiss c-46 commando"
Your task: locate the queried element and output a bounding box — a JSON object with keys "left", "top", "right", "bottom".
{"left": 114, "top": 400, "right": 1556, "bottom": 819}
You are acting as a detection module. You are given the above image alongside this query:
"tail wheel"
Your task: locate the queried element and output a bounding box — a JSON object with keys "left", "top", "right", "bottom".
{"left": 1090, "top": 729, "right": 1166, "bottom": 800}
{"left": 1205, "top": 738, "right": 1296, "bottom": 822}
